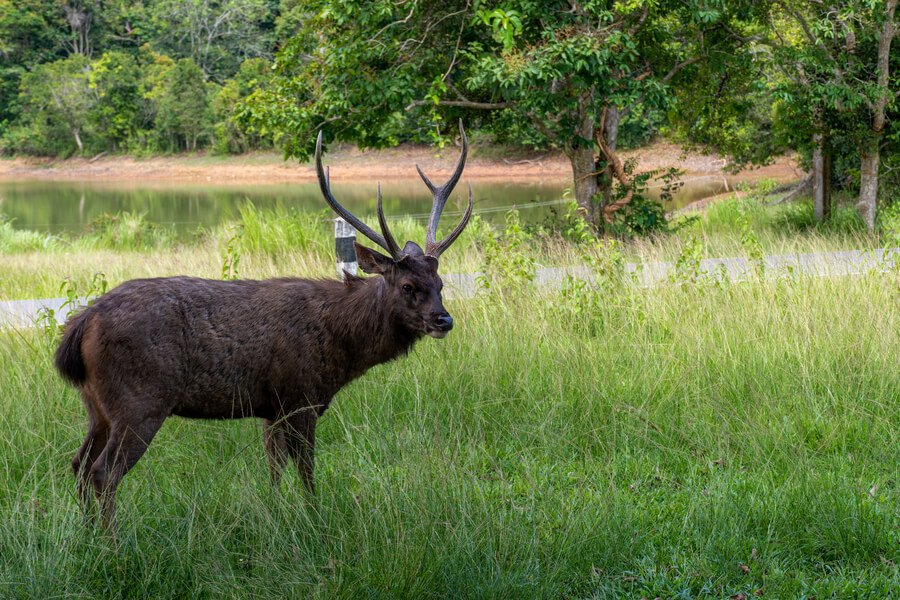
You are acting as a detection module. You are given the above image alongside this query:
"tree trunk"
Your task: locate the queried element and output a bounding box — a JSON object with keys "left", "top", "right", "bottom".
{"left": 604, "top": 107, "right": 619, "bottom": 152}
{"left": 570, "top": 145, "right": 599, "bottom": 226}
{"left": 598, "top": 106, "right": 620, "bottom": 206}
{"left": 73, "top": 128, "right": 83, "bottom": 152}
{"left": 596, "top": 106, "right": 636, "bottom": 222}
{"left": 812, "top": 133, "right": 825, "bottom": 222}
{"left": 569, "top": 91, "right": 599, "bottom": 227}
{"left": 858, "top": 145, "right": 879, "bottom": 232}
{"left": 823, "top": 150, "right": 832, "bottom": 221}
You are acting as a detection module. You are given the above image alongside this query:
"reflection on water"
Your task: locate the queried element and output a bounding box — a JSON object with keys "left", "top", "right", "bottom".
{"left": 0, "top": 175, "right": 739, "bottom": 235}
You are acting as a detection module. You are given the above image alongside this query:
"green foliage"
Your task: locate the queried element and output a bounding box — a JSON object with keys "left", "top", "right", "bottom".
{"left": 0, "top": 0, "right": 65, "bottom": 128}
{"left": 476, "top": 211, "right": 536, "bottom": 293}
{"left": 154, "top": 58, "right": 213, "bottom": 152}
{"left": 0, "top": 216, "right": 58, "bottom": 252}
{"left": 603, "top": 165, "right": 682, "bottom": 237}
{"left": 83, "top": 212, "right": 174, "bottom": 250}
{"left": 6, "top": 54, "right": 94, "bottom": 156}
{"left": 221, "top": 225, "right": 243, "bottom": 280}
{"left": 670, "top": 235, "right": 710, "bottom": 285}
{"left": 150, "top": 0, "right": 274, "bottom": 81}
{"left": 555, "top": 199, "right": 598, "bottom": 245}
{"left": 213, "top": 58, "right": 273, "bottom": 154}
{"left": 0, "top": 1, "right": 284, "bottom": 156}
{"left": 229, "top": 203, "right": 330, "bottom": 258}
{"left": 240, "top": 0, "right": 775, "bottom": 236}
{"left": 739, "top": 210, "right": 766, "bottom": 278}
{"left": 87, "top": 51, "right": 142, "bottom": 152}
{"left": 560, "top": 238, "right": 631, "bottom": 336}
{"left": 34, "top": 272, "right": 108, "bottom": 335}
{"left": 878, "top": 200, "right": 900, "bottom": 247}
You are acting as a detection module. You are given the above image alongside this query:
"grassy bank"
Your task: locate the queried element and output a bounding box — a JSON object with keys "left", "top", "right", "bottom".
{"left": 0, "top": 254, "right": 897, "bottom": 597}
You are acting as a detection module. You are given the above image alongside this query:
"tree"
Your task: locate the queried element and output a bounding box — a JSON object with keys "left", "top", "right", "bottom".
{"left": 243, "top": 0, "right": 760, "bottom": 231}
{"left": 213, "top": 57, "right": 272, "bottom": 153}
{"left": 153, "top": 58, "right": 213, "bottom": 151}
{"left": 88, "top": 50, "right": 142, "bottom": 152}
{"left": 60, "top": 0, "right": 101, "bottom": 56}
{"left": 769, "top": 1, "right": 897, "bottom": 231}
{"left": 13, "top": 54, "right": 95, "bottom": 154}
{"left": 0, "top": 0, "right": 66, "bottom": 131}
{"left": 149, "top": 0, "right": 273, "bottom": 81}
{"left": 856, "top": 0, "right": 897, "bottom": 231}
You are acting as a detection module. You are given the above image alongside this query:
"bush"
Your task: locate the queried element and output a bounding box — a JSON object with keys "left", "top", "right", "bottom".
{"left": 0, "top": 216, "right": 58, "bottom": 252}
{"left": 476, "top": 211, "right": 536, "bottom": 292}
{"left": 81, "top": 212, "right": 175, "bottom": 250}
{"left": 212, "top": 59, "right": 273, "bottom": 155}
{"left": 228, "top": 203, "right": 331, "bottom": 258}
{"left": 878, "top": 200, "right": 900, "bottom": 246}
{"left": 600, "top": 164, "right": 681, "bottom": 237}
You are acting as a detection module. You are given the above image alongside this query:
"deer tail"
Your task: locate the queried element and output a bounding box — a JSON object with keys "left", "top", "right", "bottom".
{"left": 55, "top": 310, "right": 90, "bottom": 385}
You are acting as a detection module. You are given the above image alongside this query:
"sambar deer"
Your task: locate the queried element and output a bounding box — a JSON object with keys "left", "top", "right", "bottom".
{"left": 55, "top": 122, "right": 473, "bottom": 527}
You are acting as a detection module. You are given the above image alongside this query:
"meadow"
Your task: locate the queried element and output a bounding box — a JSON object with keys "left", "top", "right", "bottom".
{"left": 0, "top": 193, "right": 898, "bottom": 598}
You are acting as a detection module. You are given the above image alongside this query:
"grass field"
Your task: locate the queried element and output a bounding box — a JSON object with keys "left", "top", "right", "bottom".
{"left": 0, "top": 195, "right": 898, "bottom": 598}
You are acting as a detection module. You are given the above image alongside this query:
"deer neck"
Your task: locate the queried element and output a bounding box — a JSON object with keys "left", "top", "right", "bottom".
{"left": 328, "top": 277, "right": 420, "bottom": 372}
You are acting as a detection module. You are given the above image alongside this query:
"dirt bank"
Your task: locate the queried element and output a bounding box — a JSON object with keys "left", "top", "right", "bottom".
{"left": 0, "top": 142, "right": 800, "bottom": 186}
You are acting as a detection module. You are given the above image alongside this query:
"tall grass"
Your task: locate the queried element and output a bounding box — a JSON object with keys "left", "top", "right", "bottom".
{"left": 0, "top": 259, "right": 897, "bottom": 597}
{"left": 0, "top": 217, "right": 60, "bottom": 253}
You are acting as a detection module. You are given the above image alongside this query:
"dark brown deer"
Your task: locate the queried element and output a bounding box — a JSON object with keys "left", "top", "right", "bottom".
{"left": 55, "top": 123, "right": 474, "bottom": 527}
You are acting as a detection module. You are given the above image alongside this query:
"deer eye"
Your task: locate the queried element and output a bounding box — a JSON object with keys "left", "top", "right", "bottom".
{"left": 402, "top": 283, "right": 414, "bottom": 294}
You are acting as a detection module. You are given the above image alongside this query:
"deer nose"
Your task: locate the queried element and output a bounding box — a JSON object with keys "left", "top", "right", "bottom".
{"left": 434, "top": 314, "right": 454, "bottom": 331}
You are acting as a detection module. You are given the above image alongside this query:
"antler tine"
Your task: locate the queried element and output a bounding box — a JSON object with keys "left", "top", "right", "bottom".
{"left": 376, "top": 182, "right": 402, "bottom": 257}
{"left": 427, "top": 183, "right": 473, "bottom": 258}
{"left": 415, "top": 164, "right": 437, "bottom": 194}
{"left": 315, "top": 131, "right": 397, "bottom": 257}
{"left": 418, "top": 120, "right": 468, "bottom": 251}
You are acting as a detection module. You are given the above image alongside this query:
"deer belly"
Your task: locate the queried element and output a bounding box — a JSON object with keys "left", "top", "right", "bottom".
{"left": 170, "top": 376, "right": 274, "bottom": 420}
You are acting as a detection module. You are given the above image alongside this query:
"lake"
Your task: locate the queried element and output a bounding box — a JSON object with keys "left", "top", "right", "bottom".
{"left": 0, "top": 175, "right": 739, "bottom": 235}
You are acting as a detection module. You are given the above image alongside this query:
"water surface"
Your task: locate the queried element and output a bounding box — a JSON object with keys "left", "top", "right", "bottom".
{"left": 0, "top": 175, "right": 739, "bottom": 235}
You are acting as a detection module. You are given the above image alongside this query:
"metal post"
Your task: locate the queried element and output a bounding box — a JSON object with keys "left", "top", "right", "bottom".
{"left": 334, "top": 217, "right": 357, "bottom": 278}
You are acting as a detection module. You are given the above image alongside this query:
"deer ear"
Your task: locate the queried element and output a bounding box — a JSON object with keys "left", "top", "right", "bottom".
{"left": 355, "top": 242, "right": 394, "bottom": 274}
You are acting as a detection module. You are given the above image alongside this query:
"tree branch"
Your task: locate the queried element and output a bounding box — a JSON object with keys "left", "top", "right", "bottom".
{"left": 405, "top": 99, "right": 512, "bottom": 110}
{"left": 661, "top": 56, "right": 702, "bottom": 84}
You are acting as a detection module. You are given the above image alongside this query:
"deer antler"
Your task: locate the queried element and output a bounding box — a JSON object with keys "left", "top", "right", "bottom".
{"left": 316, "top": 131, "right": 402, "bottom": 258}
{"left": 418, "top": 120, "right": 474, "bottom": 258}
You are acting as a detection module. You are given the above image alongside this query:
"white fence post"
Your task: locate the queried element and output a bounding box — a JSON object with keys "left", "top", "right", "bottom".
{"left": 334, "top": 217, "right": 358, "bottom": 278}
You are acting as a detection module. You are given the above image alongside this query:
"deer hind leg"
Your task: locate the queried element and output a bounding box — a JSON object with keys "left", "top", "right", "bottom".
{"left": 284, "top": 411, "right": 318, "bottom": 496}
{"left": 89, "top": 414, "right": 166, "bottom": 531}
{"left": 72, "top": 391, "right": 110, "bottom": 523}
{"left": 262, "top": 418, "right": 289, "bottom": 488}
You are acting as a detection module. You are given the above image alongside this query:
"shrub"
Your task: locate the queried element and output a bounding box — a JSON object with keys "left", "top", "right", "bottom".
{"left": 476, "top": 211, "right": 536, "bottom": 292}
{"left": 81, "top": 212, "right": 175, "bottom": 250}
{"left": 0, "top": 216, "right": 58, "bottom": 252}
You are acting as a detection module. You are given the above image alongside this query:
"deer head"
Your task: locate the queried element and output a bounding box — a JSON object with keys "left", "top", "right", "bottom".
{"left": 315, "top": 121, "right": 474, "bottom": 338}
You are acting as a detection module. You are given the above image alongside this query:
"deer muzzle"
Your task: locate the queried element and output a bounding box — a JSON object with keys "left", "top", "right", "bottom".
{"left": 427, "top": 313, "right": 454, "bottom": 338}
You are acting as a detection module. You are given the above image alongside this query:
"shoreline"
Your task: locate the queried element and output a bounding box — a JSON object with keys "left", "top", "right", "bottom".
{"left": 0, "top": 142, "right": 801, "bottom": 186}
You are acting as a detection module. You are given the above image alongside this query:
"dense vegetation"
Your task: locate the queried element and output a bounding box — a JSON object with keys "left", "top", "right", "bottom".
{"left": 1, "top": 1, "right": 898, "bottom": 233}
{"left": 0, "top": 0, "right": 286, "bottom": 155}
{"left": 1, "top": 194, "right": 898, "bottom": 597}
